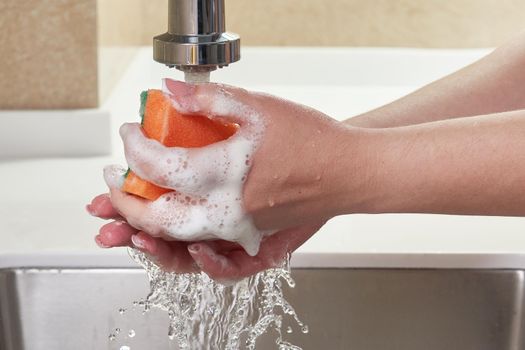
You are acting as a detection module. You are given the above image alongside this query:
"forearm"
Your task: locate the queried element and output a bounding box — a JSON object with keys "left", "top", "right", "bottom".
{"left": 346, "top": 31, "right": 525, "bottom": 129}
{"left": 344, "top": 110, "right": 525, "bottom": 216}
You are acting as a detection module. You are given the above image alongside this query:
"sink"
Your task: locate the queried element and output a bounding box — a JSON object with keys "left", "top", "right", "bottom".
{"left": 1, "top": 254, "right": 524, "bottom": 350}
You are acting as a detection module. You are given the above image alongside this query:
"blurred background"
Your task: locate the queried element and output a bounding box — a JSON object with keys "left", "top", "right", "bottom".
{"left": 2, "top": 0, "right": 525, "bottom": 254}
{"left": 2, "top": 0, "right": 525, "bottom": 111}
{"left": 99, "top": 0, "right": 525, "bottom": 47}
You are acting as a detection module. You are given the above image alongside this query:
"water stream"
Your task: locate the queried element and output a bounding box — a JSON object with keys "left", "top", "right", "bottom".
{"left": 122, "top": 248, "right": 307, "bottom": 349}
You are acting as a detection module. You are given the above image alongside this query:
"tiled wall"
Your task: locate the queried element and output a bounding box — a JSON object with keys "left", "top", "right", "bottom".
{"left": 0, "top": 0, "right": 98, "bottom": 109}
{"left": 98, "top": 0, "right": 525, "bottom": 47}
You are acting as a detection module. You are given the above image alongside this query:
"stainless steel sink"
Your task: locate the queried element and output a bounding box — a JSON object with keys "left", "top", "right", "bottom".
{"left": 1, "top": 262, "right": 524, "bottom": 349}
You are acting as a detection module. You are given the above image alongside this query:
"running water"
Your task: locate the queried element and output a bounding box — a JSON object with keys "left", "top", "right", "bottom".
{"left": 127, "top": 248, "right": 307, "bottom": 349}
{"left": 184, "top": 71, "right": 211, "bottom": 84}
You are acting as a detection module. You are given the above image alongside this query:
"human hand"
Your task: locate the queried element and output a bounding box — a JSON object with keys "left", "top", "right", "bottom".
{"left": 88, "top": 193, "right": 323, "bottom": 282}
{"left": 115, "top": 80, "right": 359, "bottom": 228}
{"left": 91, "top": 80, "right": 367, "bottom": 280}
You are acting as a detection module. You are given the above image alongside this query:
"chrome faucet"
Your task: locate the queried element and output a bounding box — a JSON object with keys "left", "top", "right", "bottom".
{"left": 153, "top": 0, "right": 240, "bottom": 80}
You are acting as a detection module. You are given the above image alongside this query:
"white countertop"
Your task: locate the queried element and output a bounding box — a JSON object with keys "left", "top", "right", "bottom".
{"left": 2, "top": 47, "right": 525, "bottom": 268}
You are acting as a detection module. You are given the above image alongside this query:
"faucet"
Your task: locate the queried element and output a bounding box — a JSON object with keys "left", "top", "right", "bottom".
{"left": 153, "top": 0, "right": 241, "bottom": 82}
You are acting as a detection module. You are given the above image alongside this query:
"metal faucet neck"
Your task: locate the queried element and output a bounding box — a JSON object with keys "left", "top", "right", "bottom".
{"left": 168, "top": 0, "right": 225, "bottom": 36}
{"left": 154, "top": 0, "right": 240, "bottom": 72}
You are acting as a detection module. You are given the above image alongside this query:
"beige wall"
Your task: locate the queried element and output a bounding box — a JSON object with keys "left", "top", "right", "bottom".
{"left": 98, "top": 0, "right": 525, "bottom": 48}
{"left": 1, "top": 0, "right": 98, "bottom": 109}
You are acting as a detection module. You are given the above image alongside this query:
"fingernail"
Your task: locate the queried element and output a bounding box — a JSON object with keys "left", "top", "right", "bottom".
{"left": 164, "top": 79, "right": 193, "bottom": 95}
{"left": 95, "top": 235, "right": 110, "bottom": 248}
{"left": 86, "top": 204, "right": 97, "bottom": 216}
{"left": 131, "top": 234, "right": 146, "bottom": 249}
{"left": 188, "top": 244, "right": 201, "bottom": 254}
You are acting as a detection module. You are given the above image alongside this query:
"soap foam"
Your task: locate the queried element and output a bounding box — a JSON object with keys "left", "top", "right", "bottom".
{"left": 105, "top": 80, "right": 272, "bottom": 256}
{"left": 104, "top": 165, "right": 126, "bottom": 189}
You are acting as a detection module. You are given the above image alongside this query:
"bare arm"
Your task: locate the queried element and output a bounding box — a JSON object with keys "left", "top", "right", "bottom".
{"left": 346, "top": 109, "right": 525, "bottom": 216}
{"left": 348, "top": 31, "right": 525, "bottom": 128}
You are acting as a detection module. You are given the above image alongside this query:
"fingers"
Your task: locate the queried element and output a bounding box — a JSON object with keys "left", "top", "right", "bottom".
{"left": 163, "top": 79, "right": 249, "bottom": 124}
{"left": 163, "top": 80, "right": 265, "bottom": 141}
{"left": 188, "top": 243, "right": 238, "bottom": 282}
{"left": 108, "top": 186, "right": 223, "bottom": 243}
{"left": 132, "top": 232, "right": 199, "bottom": 273}
{"left": 186, "top": 224, "right": 324, "bottom": 282}
{"left": 188, "top": 243, "right": 267, "bottom": 283}
{"left": 95, "top": 220, "right": 138, "bottom": 248}
{"left": 120, "top": 123, "right": 224, "bottom": 195}
{"left": 86, "top": 193, "right": 122, "bottom": 220}
{"left": 205, "top": 239, "right": 243, "bottom": 252}
{"left": 95, "top": 221, "right": 198, "bottom": 273}
{"left": 118, "top": 122, "right": 259, "bottom": 246}
{"left": 107, "top": 187, "right": 152, "bottom": 233}
{"left": 103, "top": 164, "right": 127, "bottom": 190}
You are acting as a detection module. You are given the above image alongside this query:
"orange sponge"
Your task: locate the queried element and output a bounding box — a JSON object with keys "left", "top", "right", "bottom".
{"left": 122, "top": 89, "right": 238, "bottom": 200}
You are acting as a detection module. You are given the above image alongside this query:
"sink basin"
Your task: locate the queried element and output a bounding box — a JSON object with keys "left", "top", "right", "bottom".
{"left": 1, "top": 254, "right": 524, "bottom": 350}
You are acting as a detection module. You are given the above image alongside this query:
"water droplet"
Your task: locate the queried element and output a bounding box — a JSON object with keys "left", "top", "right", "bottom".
{"left": 301, "top": 325, "right": 309, "bottom": 334}
{"left": 273, "top": 174, "right": 279, "bottom": 180}
{"left": 315, "top": 175, "right": 322, "bottom": 181}
{"left": 120, "top": 346, "right": 131, "bottom": 350}
{"left": 286, "top": 326, "right": 293, "bottom": 334}
{"left": 128, "top": 329, "right": 136, "bottom": 338}
{"left": 114, "top": 328, "right": 121, "bottom": 334}
{"left": 108, "top": 334, "right": 116, "bottom": 341}
{"left": 268, "top": 198, "right": 275, "bottom": 207}
{"left": 118, "top": 308, "right": 126, "bottom": 315}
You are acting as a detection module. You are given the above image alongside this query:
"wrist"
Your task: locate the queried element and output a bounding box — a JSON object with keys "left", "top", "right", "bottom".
{"left": 328, "top": 125, "right": 398, "bottom": 215}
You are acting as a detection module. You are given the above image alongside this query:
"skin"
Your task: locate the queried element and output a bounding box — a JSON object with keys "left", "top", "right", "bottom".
{"left": 349, "top": 30, "right": 525, "bottom": 128}
{"left": 88, "top": 31, "right": 525, "bottom": 282}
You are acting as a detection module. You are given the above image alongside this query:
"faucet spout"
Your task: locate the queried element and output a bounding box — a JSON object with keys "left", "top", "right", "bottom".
{"left": 153, "top": 0, "right": 241, "bottom": 74}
